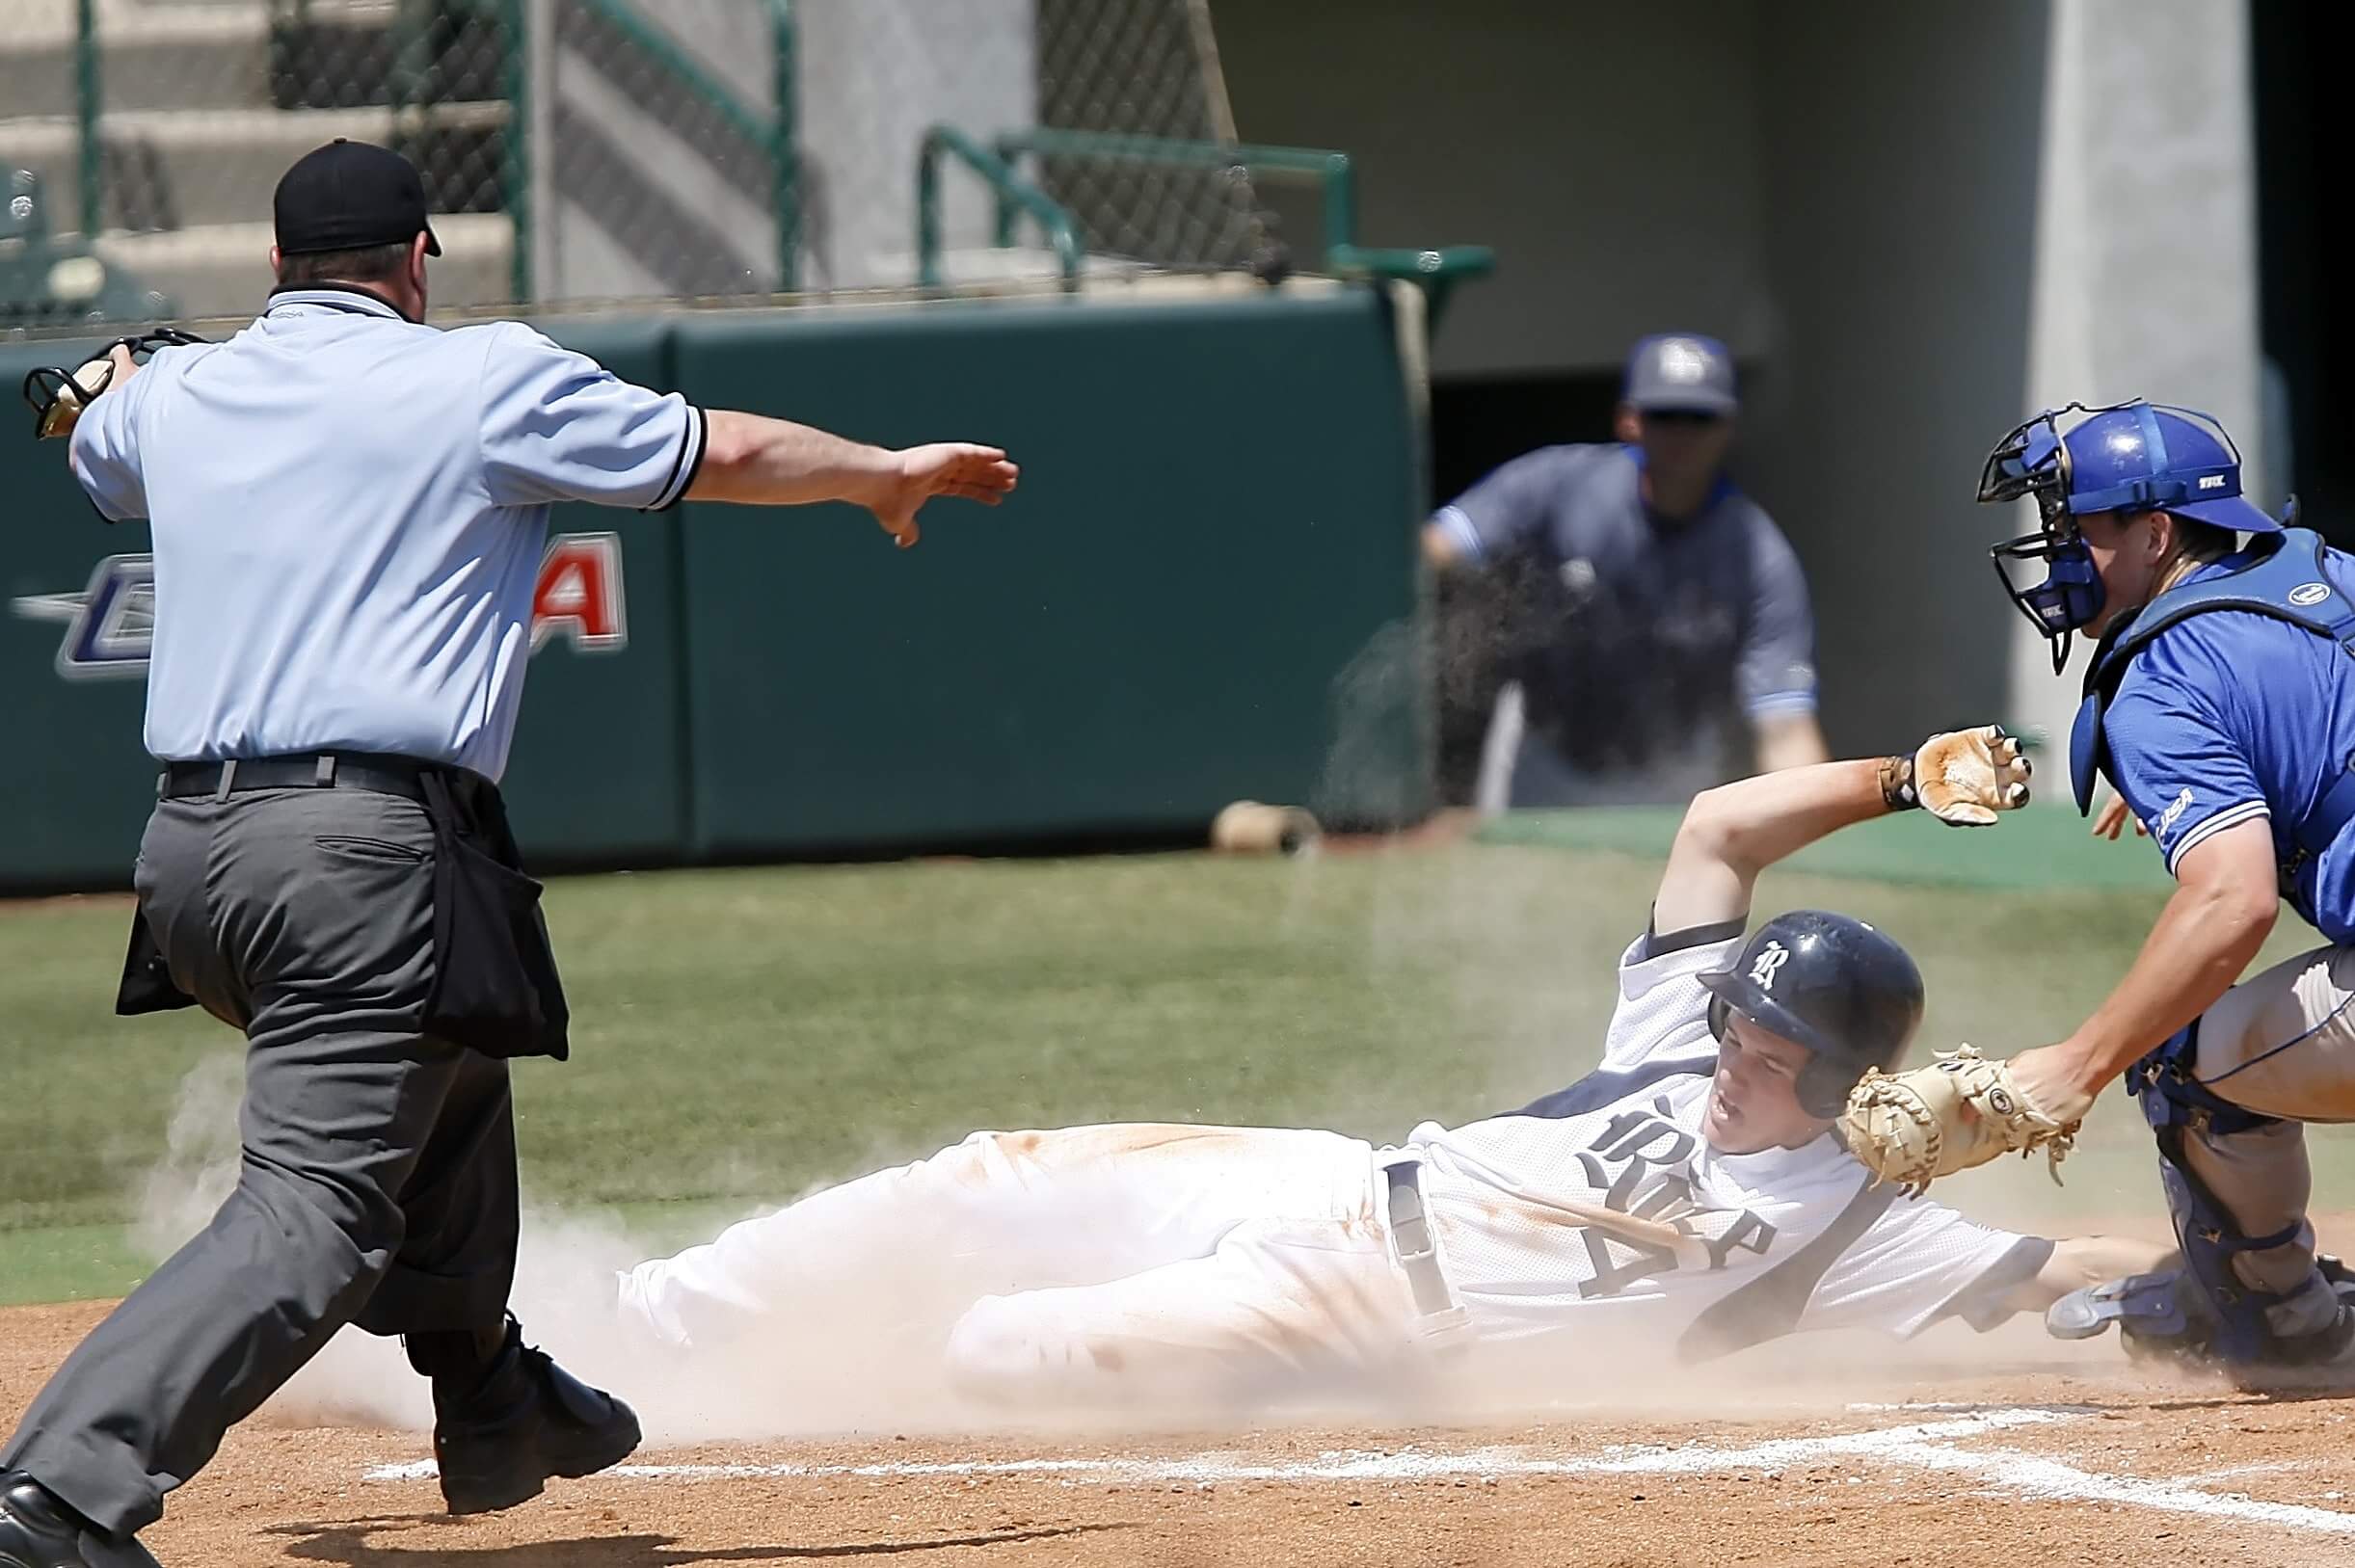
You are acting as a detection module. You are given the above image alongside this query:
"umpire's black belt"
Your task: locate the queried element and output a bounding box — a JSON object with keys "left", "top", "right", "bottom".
{"left": 146, "top": 748, "right": 569, "bottom": 1060}
{"left": 159, "top": 751, "right": 483, "bottom": 806}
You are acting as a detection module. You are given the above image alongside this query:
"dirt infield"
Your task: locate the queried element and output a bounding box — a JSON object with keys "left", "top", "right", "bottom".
{"left": 12, "top": 1300, "right": 2355, "bottom": 1566}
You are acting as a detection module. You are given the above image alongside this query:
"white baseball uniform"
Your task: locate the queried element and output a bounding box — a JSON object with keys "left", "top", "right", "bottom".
{"left": 616, "top": 923, "right": 2047, "bottom": 1405}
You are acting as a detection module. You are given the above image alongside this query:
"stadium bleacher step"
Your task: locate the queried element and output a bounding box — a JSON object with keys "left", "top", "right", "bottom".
{"left": 1, "top": 102, "right": 509, "bottom": 236}
{"left": 95, "top": 212, "right": 514, "bottom": 322}
{"left": 0, "top": 5, "right": 272, "bottom": 119}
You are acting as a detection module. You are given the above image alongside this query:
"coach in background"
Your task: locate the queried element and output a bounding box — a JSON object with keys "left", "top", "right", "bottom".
{"left": 1424, "top": 333, "right": 1829, "bottom": 809}
{"left": 0, "top": 139, "right": 1016, "bottom": 1568}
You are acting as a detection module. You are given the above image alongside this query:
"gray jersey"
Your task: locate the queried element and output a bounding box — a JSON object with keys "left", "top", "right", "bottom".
{"left": 1435, "top": 443, "right": 1818, "bottom": 791}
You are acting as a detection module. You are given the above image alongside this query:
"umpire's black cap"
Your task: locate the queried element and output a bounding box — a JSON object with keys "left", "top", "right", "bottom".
{"left": 274, "top": 139, "right": 442, "bottom": 257}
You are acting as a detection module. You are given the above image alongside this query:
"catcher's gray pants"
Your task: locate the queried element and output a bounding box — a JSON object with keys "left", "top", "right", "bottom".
{"left": 1, "top": 787, "right": 520, "bottom": 1541}
{"left": 2174, "top": 941, "right": 2355, "bottom": 1338}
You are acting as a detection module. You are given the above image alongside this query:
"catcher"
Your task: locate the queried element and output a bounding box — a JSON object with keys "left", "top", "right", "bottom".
{"left": 610, "top": 730, "right": 2164, "bottom": 1410}
{"left": 1838, "top": 400, "right": 2355, "bottom": 1383}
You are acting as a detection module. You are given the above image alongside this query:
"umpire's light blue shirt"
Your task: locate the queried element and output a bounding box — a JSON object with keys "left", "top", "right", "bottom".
{"left": 67, "top": 286, "right": 706, "bottom": 781}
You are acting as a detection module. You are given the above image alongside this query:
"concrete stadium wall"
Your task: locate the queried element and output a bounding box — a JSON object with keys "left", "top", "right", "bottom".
{"left": 1214, "top": 0, "right": 1771, "bottom": 382}
{"left": 525, "top": 0, "right": 1034, "bottom": 301}
{"left": 1742, "top": 0, "right": 2049, "bottom": 755}
{"left": 1212, "top": 0, "right": 2265, "bottom": 759}
{"left": 2002, "top": 0, "right": 2265, "bottom": 776}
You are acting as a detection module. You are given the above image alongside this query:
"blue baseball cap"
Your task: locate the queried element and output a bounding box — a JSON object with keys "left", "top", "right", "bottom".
{"left": 1624, "top": 333, "right": 1737, "bottom": 415}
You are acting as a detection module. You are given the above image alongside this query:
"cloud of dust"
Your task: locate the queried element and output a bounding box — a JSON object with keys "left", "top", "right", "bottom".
{"left": 1298, "top": 615, "right": 1640, "bottom": 1119}
{"left": 266, "top": 1188, "right": 1039, "bottom": 1445}
{"left": 1315, "top": 619, "right": 1426, "bottom": 834}
{"left": 126, "top": 1058, "right": 1052, "bottom": 1444}
{"left": 129, "top": 1051, "right": 245, "bottom": 1263}
{"left": 1418, "top": 1307, "right": 2112, "bottom": 1425}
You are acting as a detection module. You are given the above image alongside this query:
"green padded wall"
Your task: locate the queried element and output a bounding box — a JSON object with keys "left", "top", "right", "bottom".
{"left": 669, "top": 287, "right": 1428, "bottom": 858}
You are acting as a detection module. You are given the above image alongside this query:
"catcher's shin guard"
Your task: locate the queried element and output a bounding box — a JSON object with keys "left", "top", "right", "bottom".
{"left": 2102, "top": 1029, "right": 2354, "bottom": 1371}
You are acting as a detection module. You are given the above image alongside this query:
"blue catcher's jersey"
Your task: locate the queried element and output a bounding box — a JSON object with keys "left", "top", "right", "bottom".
{"left": 2082, "top": 530, "right": 2355, "bottom": 939}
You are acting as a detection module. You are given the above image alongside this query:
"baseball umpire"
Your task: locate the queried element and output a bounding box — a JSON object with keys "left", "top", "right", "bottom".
{"left": 0, "top": 139, "right": 1016, "bottom": 1568}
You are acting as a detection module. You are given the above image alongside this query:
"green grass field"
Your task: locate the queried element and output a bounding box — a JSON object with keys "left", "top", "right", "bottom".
{"left": 3, "top": 830, "right": 2346, "bottom": 1308}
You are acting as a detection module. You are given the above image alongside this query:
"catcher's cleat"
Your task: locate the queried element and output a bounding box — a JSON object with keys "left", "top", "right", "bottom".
{"left": 431, "top": 1320, "right": 641, "bottom": 1516}
{"left": 2047, "top": 1268, "right": 2213, "bottom": 1361}
{"left": 2050, "top": 1264, "right": 2355, "bottom": 1387}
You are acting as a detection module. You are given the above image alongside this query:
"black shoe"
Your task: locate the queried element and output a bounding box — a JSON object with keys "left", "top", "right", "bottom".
{"left": 431, "top": 1323, "right": 641, "bottom": 1516}
{"left": 0, "top": 1471, "right": 158, "bottom": 1568}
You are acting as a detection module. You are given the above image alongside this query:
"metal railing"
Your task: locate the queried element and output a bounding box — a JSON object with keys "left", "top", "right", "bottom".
{"left": 998, "top": 129, "right": 1357, "bottom": 265}
{"left": 72, "top": 0, "right": 99, "bottom": 244}
{"left": 500, "top": 0, "right": 530, "bottom": 301}
{"left": 917, "top": 125, "right": 1084, "bottom": 291}
{"left": 915, "top": 126, "right": 1494, "bottom": 322}
{"left": 570, "top": 0, "right": 798, "bottom": 293}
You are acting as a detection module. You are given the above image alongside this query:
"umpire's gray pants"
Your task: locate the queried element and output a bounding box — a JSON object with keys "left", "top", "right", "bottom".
{"left": 2, "top": 786, "right": 520, "bottom": 1539}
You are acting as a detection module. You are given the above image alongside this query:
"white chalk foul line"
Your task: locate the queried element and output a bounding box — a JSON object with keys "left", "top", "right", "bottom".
{"left": 363, "top": 1406, "right": 2355, "bottom": 1536}
{"left": 365, "top": 1410, "right": 2051, "bottom": 1487}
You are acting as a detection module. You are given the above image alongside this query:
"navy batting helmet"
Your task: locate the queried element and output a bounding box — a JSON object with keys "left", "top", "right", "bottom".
{"left": 1697, "top": 911, "right": 1925, "bottom": 1119}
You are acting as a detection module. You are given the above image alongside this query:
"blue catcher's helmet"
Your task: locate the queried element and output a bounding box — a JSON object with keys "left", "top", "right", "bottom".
{"left": 1695, "top": 910, "right": 1925, "bottom": 1119}
{"left": 1978, "top": 400, "right": 2286, "bottom": 670}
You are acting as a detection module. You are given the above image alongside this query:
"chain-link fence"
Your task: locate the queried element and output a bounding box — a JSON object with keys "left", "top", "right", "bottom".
{"left": 1032, "top": 0, "right": 1274, "bottom": 274}
{"left": 0, "top": 1, "right": 520, "bottom": 326}
{"left": 0, "top": 0, "right": 1325, "bottom": 331}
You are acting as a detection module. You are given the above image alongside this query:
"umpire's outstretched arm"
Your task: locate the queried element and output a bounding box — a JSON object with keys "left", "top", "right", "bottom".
{"left": 687, "top": 410, "right": 1017, "bottom": 550}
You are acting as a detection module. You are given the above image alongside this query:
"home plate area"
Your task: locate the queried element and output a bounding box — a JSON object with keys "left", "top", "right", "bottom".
{"left": 285, "top": 1390, "right": 2355, "bottom": 1567}
{"left": 0, "top": 1288, "right": 2342, "bottom": 1568}
{"left": 351, "top": 1404, "right": 2320, "bottom": 1522}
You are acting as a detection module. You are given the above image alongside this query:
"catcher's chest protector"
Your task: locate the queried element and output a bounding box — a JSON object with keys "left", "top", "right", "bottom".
{"left": 2071, "top": 529, "right": 2355, "bottom": 875}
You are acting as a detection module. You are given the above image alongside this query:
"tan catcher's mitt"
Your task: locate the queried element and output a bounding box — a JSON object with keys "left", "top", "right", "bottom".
{"left": 1838, "top": 1045, "right": 2081, "bottom": 1196}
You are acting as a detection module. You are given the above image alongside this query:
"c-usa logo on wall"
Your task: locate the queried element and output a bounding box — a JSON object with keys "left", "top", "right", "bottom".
{"left": 12, "top": 552, "right": 155, "bottom": 678}
{"left": 1748, "top": 940, "right": 1790, "bottom": 991}
{"left": 13, "top": 534, "right": 629, "bottom": 680}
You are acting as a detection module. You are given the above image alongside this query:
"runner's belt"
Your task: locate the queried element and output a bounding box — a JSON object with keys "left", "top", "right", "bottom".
{"left": 1378, "top": 1153, "right": 1472, "bottom": 1340}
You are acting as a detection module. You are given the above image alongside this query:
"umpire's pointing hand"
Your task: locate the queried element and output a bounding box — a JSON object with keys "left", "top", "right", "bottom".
{"left": 869, "top": 444, "right": 1020, "bottom": 549}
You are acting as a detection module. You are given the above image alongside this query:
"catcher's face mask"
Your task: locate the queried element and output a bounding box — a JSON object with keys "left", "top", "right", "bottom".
{"left": 1983, "top": 404, "right": 2111, "bottom": 674}
{"left": 21, "top": 328, "right": 206, "bottom": 442}
{"left": 1982, "top": 398, "right": 2280, "bottom": 674}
